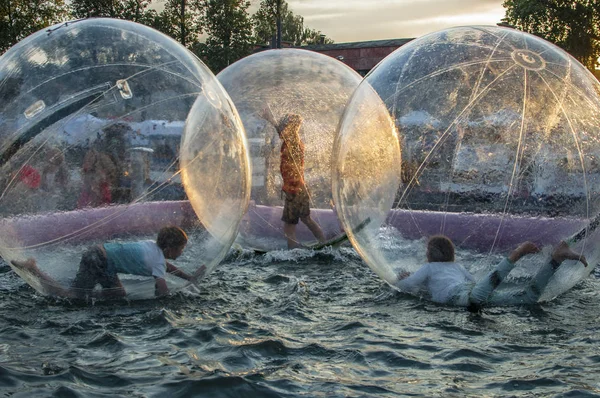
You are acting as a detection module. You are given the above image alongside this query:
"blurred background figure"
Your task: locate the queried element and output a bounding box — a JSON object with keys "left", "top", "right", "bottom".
{"left": 41, "top": 146, "right": 69, "bottom": 192}
{"left": 77, "top": 144, "right": 117, "bottom": 208}
{"left": 102, "top": 123, "right": 132, "bottom": 203}
{"left": 128, "top": 146, "right": 153, "bottom": 199}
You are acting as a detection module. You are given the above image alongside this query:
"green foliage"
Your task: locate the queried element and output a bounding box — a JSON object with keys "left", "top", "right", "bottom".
{"left": 70, "top": 0, "right": 205, "bottom": 48}
{"left": 303, "top": 27, "right": 334, "bottom": 46}
{"left": 252, "top": 0, "right": 332, "bottom": 46}
{"left": 70, "top": 0, "right": 153, "bottom": 20}
{"left": 195, "top": 0, "right": 253, "bottom": 73}
{"left": 153, "top": 0, "right": 204, "bottom": 47}
{"left": 251, "top": 0, "right": 275, "bottom": 45}
{"left": 503, "top": 0, "right": 600, "bottom": 71}
{"left": 0, "top": 0, "right": 69, "bottom": 53}
{"left": 0, "top": 0, "right": 334, "bottom": 67}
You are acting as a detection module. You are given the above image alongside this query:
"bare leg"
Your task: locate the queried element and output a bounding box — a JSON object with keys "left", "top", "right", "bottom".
{"left": 551, "top": 241, "right": 588, "bottom": 267}
{"left": 12, "top": 257, "right": 125, "bottom": 300}
{"left": 301, "top": 215, "right": 326, "bottom": 243}
{"left": 284, "top": 222, "right": 302, "bottom": 249}
{"left": 469, "top": 242, "right": 540, "bottom": 310}
{"left": 11, "top": 258, "right": 72, "bottom": 297}
{"left": 488, "top": 241, "right": 587, "bottom": 307}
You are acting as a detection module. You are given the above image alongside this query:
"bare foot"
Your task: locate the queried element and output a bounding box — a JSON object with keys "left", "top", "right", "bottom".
{"left": 11, "top": 258, "right": 38, "bottom": 273}
{"left": 508, "top": 241, "right": 540, "bottom": 263}
{"left": 11, "top": 258, "right": 71, "bottom": 297}
{"left": 552, "top": 241, "right": 588, "bottom": 267}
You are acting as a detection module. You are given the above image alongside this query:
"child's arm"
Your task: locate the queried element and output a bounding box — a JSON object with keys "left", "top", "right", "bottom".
{"left": 395, "top": 264, "right": 433, "bottom": 295}
{"left": 166, "top": 262, "right": 193, "bottom": 281}
{"left": 166, "top": 263, "right": 207, "bottom": 284}
{"left": 155, "top": 277, "right": 169, "bottom": 296}
{"left": 191, "top": 265, "right": 207, "bottom": 283}
{"left": 260, "top": 104, "right": 278, "bottom": 128}
{"left": 155, "top": 264, "right": 208, "bottom": 296}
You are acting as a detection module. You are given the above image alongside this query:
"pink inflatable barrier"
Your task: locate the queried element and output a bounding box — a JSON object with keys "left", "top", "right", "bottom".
{"left": 242, "top": 203, "right": 588, "bottom": 251}
{"left": 385, "top": 209, "right": 586, "bottom": 251}
{"left": 0, "top": 201, "right": 198, "bottom": 248}
{"left": 1, "top": 200, "right": 589, "bottom": 252}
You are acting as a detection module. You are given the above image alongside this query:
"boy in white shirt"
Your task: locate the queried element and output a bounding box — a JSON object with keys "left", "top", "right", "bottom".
{"left": 395, "top": 235, "right": 588, "bottom": 311}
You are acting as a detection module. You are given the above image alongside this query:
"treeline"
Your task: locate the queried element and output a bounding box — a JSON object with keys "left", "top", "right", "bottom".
{"left": 503, "top": 0, "right": 600, "bottom": 73}
{"left": 0, "top": 0, "right": 333, "bottom": 72}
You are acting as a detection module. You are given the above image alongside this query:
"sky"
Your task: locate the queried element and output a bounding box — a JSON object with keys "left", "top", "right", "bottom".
{"left": 260, "top": 0, "right": 506, "bottom": 43}
{"left": 154, "top": 0, "right": 507, "bottom": 43}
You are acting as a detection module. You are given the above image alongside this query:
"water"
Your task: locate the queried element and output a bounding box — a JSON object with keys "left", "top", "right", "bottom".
{"left": 1, "top": 247, "right": 600, "bottom": 397}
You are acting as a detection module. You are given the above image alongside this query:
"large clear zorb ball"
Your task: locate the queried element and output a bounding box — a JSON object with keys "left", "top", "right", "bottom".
{"left": 218, "top": 49, "right": 362, "bottom": 251}
{"left": 0, "top": 18, "right": 250, "bottom": 300}
{"left": 334, "top": 26, "right": 600, "bottom": 302}
{"left": 180, "top": 79, "right": 251, "bottom": 265}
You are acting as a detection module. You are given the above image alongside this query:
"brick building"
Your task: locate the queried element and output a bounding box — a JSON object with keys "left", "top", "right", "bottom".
{"left": 303, "top": 38, "right": 414, "bottom": 76}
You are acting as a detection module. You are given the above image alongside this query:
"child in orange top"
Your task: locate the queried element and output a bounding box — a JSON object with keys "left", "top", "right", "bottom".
{"left": 261, "top": 107, "right": 325, "bottom": 249}
{"left": 279, "top": 114, "right": 305, "bottom": 194}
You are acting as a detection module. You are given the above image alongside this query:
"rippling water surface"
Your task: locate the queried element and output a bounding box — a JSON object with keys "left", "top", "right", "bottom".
{"left": 1, "top": 247, "right": 599, "bottom": 397}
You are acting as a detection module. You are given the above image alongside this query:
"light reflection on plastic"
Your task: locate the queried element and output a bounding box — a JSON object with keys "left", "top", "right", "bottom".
{"left": 205, "top": 89, "right": 222, "bottom": 109}
{"left": 116, "top": 79, "right": 133, "bottom": 99}
{"left": 24, "top": 100, "right": 46, "bottom": 119}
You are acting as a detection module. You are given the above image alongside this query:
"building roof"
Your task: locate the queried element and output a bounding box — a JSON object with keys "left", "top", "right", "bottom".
{"left": 303, "top": 38, "right": 414, "bottom": 51}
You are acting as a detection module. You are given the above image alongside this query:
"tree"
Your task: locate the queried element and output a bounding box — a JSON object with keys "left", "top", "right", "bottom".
{"left": 0, "top": 0, "right": 69, "bottom": 54}
{"left": 153, "top": 0, "right": 204, "bottom": 47}
{"left": 195, "top": 0, "right": 253, "bottom": 72}
{"left": 70, "top": 0, "right": 152, "bottom": 20}
{"left": 252, "top": 0, "right": 279, "bottom": 46}
{"left": 302, "top": 26, "right": 334, "bottom": 46}
{"left": 69, "top": 0, "right": 165, "bottom": 39}
{"left": 252, "top": 0, "right": 332, "bottom": 47}
{"left": 503, "top": 0, "right": 600, "bottom": 71}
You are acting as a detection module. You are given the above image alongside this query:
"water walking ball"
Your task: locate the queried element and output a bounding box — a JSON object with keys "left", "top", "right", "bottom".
{"left": 0, "top": 18, "right": 250, "bottom": 299}
{"left": 217, "top": 49, "right": 362, "bottom": 250}
{"left": 333, "top": 26, "right": 600, "bottom": 301}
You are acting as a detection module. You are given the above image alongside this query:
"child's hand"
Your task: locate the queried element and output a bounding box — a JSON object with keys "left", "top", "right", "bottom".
{"left": 260, "top": 104, "right": 276, "bottom": 125}
{"left": 191, "top": 265, "right": 207, "bottom": 284}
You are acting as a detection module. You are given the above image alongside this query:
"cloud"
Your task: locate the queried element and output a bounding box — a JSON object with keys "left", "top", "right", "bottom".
{"left": 287, "top": 0, "right": 505, "bottom": 42}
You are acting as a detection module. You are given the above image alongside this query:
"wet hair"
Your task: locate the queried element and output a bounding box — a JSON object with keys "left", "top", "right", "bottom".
{"left": 103, "top": 122, "right": 131, "bottom": 138}
{"left": 156, "top": 226, "right": 188, "bottom": 250}
{"left": 277, "top": 114, "right": 302, "bottom": 139}
{"left": 101, "top": 123, "right": 130, "bottom": 157}
{"left": 280, "top": 113, "right": 302, "bottom": 126}
{"left": 426, "top": 235, "right": 455, "bottom": 262}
